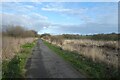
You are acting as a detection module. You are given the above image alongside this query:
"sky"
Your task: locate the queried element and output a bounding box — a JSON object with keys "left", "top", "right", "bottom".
{"left": 0, "top": 2, "right": 118, "bottom": 35}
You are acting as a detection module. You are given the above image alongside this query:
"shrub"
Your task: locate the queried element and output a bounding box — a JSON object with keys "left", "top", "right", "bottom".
{"left": 2, "top": 25, "right": 37, "bottom": 37}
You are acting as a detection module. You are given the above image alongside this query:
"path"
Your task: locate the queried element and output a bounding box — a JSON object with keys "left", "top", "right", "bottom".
{"left": 25, "top": 39, "right": 85, "bottom": 78}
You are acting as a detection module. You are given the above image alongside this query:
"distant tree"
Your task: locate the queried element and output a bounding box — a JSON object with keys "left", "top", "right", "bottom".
{"left": 40, "top": 33, "right": 51, "bottom": 38}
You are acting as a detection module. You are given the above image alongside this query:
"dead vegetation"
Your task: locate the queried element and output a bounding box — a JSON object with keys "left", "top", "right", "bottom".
{"left": 2, "top": 25, "right": 37, "bottom": 60}
{"left": 2, "top": 37, "right": 35, "bottom": 60}
{"left": 42, "top": 35, "right": 119, "bottom": 68}
{"left": 62, "top": 39, "right": 118, "bottom": 68}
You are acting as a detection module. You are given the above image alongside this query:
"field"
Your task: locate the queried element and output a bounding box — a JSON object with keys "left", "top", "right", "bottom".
{"left": 43, "top": 37, "right": 119, "bottom": 68}
{"left": 41, "top": 34, "right": 119, "bottom": 78}
{"left": 43, "top": 40, "right": 119, "bottom": 78}
{"left": 62, "top": 39, "right": 118, "bottom": 68}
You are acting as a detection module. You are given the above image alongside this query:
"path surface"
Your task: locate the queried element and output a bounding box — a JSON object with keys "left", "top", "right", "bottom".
{"left": 25, "top": 39, "right": 85, "bottom": 78}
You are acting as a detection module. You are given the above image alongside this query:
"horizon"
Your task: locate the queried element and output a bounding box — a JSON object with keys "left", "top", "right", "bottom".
{"left": 1, "top": 2, "right": 118, "bottom": 35}
{"left": 38, "top": 32, "right": 119, "bottom": 35}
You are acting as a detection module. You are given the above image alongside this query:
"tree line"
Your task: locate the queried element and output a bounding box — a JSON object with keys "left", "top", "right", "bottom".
{"left": 40, "top": 33, "right": 120, "bottom": 41}
{"left": 2, "top": 25, "right": 38, "bottom": 37}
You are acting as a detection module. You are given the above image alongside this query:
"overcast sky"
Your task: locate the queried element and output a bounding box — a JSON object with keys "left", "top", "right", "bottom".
{"left": 1, "top": 2, "right": 118, "bottom": 34}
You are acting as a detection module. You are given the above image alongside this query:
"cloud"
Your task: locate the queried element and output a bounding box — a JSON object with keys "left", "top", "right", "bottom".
{"left": 41, "top": 7, "right": 70, "bottom": 12}
{"left": 1, "top": 2, "right": 118, "bottom": 34}
{"left": 41, "top": 2, "right": 117, "bottom": 23}
{"left": 40, "top": 2, "right": 118, "bottom": 34}
{"left": 1, "top": 13, "right": 50, "bottom": 32}
{"left": 2, "top": 2, "right": 37, "bottom": 14}
{"left": 41, "top": 2, "right": 87, "bottom": 16}
{"left": 40, "top": 10, "right": 118, "bottom": 34}
{"left": 1, "top": 2, "right": 50, "bottom": 32}
{"left": 41, "top": 21, "right": 117, "bottom": 34}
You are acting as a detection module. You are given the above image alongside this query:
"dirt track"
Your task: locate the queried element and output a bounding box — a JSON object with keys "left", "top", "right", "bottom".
{"left": 25, "top": 39, "right": 85, "bottom": 78}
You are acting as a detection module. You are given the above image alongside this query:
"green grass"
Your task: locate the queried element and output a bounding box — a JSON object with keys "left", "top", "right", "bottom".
{"left": 43, "top": 40, "right": 119, "bottom": 79}
{"left": 2, "top": 41, "right": 36, "bottom": 79}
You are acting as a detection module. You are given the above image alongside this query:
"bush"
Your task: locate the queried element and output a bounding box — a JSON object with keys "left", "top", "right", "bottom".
{"left": 2, "top": 25, "right": 37, "bottom": 37}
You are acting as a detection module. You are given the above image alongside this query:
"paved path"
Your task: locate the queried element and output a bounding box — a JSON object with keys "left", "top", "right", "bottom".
{"left": 25, "top": 39, "right": 85, "bottom": 78}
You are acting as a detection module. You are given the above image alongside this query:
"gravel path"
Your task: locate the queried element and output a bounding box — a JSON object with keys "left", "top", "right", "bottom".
{"left": 25, "top": 39, "right": 85, "bottom": 78}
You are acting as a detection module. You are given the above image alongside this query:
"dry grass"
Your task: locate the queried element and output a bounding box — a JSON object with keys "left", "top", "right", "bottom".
{"left": 2, "top": 36, "right": 35, "bottom": 60}
{"left": 44, "top": 39, "right": 118, "bottom": 68}
{"left": 63, "top": 39, "right": 119, "bottom": 49}
{"left": 63, "top": 39, "right": 118, "bottom": 68}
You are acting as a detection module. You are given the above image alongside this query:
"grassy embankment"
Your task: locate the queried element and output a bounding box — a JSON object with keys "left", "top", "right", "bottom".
{"left": 43, "top": 40, "right": 119, "bottom": 79}
{"left": 2, "top": 41, "right": 36, "bottom": 78}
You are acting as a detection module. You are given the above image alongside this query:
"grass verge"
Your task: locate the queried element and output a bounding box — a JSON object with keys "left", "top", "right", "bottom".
{"left": 2, "top": 41, "right": 36, "bottom": 79}
{"left": 43, "top": 40, "right": 119, "bottom": 79}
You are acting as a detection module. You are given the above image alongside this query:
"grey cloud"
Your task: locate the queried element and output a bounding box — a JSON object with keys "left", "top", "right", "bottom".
{"left": 44, "top": 22, "right": 117, "bottom": 34}
{"left": 1, "top": 13, "right": 50, "bottom": 32}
